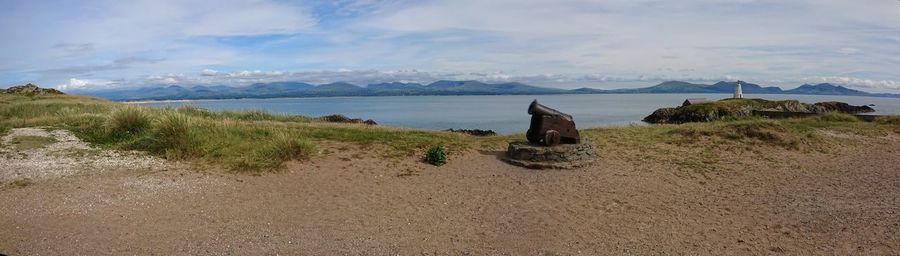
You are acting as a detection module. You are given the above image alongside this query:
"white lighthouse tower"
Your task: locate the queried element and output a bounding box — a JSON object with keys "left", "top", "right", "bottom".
{"left": 733, "top": 80, "right": 744, "bottom": 99}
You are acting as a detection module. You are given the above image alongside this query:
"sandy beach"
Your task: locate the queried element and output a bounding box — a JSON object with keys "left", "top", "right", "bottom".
{"left": 2, "top": 128, "right": 899, "bottom": 255}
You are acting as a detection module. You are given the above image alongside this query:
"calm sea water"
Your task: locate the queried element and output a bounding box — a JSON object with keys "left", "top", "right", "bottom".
{"left": 140, "top": 94, "right": 900, "bottom": 134}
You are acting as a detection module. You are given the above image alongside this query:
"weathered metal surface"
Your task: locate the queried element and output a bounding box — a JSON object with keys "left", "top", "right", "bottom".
{"left": 526, "top": 100, "right": 581, "bottom": 146}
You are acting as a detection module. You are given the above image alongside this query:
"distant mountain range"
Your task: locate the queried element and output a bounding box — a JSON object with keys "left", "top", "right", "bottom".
{"left": 68, "top": 80, "right": 899, "bottom": 101}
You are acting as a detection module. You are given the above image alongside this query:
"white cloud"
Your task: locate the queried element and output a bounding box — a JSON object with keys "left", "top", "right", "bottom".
{"left": 4, "top": 0, "right": 900, "bottom": 91}
{"left": 351, "top": 0, "right": 900, "bottom": 85}
{"left": 50, "top": 68, "right": 900, "bottom": 92}
{"left": 56, "top": 78, "right": 119, "bottom": 90}
{"left": 183, "top": 3, "right": 316, "bottom": 36}
{"left": 201, "top": 69, "right": 220, "bottom": 76}
{"left": 0, "top": 0, "right": 316, "bottom": 73}
{"left": 838, "top": 47, "right": 861, "bottom": 55}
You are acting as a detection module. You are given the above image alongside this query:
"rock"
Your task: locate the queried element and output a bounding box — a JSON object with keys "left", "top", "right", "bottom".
{"left": 319, "top": 114, "right": 377, "bottom": 125}
{"left": 812, "top": 101, "right": 875, "bottom": 114}
{"left": 319, "top": 114, "right": 353, "bottom": 122}
{"left": 444, "top": 128, "right": 496, "bottom": 136}
{"left": 643, "top": 107, "right": 678, "bottom": 124}
{"left": 503, "top": 141, "right": 594, "bottom": 169}
{"left": 2, "top": 83, "right": 64, "bottom": 96}
{"left": 762, "top": 100, "right": 809, "bottom": 112}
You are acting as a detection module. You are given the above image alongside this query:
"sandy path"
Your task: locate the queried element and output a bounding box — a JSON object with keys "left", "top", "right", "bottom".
{"left": 1, "top": 130, "right": 899, "bottom": 255}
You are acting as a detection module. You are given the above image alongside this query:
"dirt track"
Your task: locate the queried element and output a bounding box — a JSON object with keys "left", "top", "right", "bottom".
{"left": 2, "top": 129, "right": 899, "bottom": 255}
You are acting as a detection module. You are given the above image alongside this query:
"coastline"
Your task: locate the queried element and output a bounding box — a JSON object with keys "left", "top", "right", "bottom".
{"left": 123, "top": 98, "right": 220, "bottom": 104}
{"left": 115, "top": 91, "right": 900, "bottom": 103}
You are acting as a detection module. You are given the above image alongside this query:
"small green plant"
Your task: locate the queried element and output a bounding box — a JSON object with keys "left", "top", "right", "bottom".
{"left": 424, "top": 144, "right": 447, "bottom": 166}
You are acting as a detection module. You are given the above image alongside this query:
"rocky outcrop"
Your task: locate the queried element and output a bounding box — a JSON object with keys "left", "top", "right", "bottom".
{"left": 444, "top": 128, "right": 496, "bottom": 136}
{"left": 2, "top": 84, "right": 64, "bottom": 96}
{"left": 318, "top": 114, "right": 377, "bottom": 125}
{"left": 644, "top": 99, "right": 876, "bottom": 124}
{"left": 811, "top": 101, "right": 875, "bottom": 114}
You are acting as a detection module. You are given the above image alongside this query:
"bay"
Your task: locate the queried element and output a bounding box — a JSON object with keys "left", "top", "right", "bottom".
{"left": 140, "top": 94, "right": 900, "bottom": 134}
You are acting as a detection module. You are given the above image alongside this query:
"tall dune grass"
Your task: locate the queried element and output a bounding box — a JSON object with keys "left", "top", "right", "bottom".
{"left": 0, "top": 93, "right": 475, "bottom": 172}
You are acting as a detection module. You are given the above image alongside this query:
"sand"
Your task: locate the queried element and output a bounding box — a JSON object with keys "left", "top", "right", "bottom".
{"left": 1, "top": 128, "right": 899, "bottom": 255}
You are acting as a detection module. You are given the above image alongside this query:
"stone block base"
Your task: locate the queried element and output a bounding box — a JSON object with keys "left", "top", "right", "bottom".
{"left": 503, "top": 141, "right": 594, "bottom": 169}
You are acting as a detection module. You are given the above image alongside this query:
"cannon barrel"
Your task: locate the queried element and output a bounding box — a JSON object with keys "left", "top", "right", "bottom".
{"left": 528, "top": 100, "right": 572, "bottom": 120}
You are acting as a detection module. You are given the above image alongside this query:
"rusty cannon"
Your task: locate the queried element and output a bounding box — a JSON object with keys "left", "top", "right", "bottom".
{"left": 526, "top": 100, "right": 581, "bottom": 146}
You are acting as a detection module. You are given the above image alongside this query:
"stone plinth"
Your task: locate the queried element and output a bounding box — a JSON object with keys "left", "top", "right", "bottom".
{"left": 503, "top": 141, "right": 594, "bottom": 169}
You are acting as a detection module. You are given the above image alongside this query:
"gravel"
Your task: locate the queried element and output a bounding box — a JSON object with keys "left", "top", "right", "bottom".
{"left": 0, "top": 127, "right": 169, "bottom": 184}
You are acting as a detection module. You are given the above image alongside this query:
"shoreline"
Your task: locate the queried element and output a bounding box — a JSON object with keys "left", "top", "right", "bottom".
{"left": 117, "top": 92, "right": 899, "bottom": 104}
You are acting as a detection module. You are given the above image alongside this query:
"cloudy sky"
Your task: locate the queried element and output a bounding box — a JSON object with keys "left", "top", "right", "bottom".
{"left": 1, "top": 0, "right": 899, "bottom": 92}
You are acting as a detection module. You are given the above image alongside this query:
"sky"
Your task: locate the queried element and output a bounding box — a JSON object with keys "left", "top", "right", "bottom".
{"left": 1, "top": 0, "right": 899, "bottom": 92}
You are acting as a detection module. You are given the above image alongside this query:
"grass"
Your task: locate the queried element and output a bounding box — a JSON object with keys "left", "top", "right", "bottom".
{"left": 581, "top": 114, "right": 899, "bottom": 173}
{"left": 0, "top": 93, "right": 481, "bottom": 172}
{"left": 10, "top": 135, "right": 57, "bottom": 150}
{"left": 2, "top": 92, "right": 898, "bottom": 173}
{"left": 109, "top": 107, "right": 151, "bottom": 135}
{"left": 670, "top": 119, "right": 800, "bottom": 149}
{"left": 874, "top": 115, "right": 900, "bottom": 125}
{"left": 683, "top": 98, "right": 783, "bottom": 112}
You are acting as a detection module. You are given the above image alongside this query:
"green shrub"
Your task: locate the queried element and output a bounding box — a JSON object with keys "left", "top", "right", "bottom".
{"left": 65, "top": 114, "right": 111, "bottom": 144}
{"left": 154, "top": 113, "right": 195, "bottom": 159}
{"left": 424, "top": 144, "right": 447, "bottom": 166}
{"left": 225, "top": 133, "right": 314, "bottom": 171}
{"left": 267, "top": 133, "right": 314, "bottom": 161}
{"left": 109, "top": 107, "right": 151, "bottom": 136}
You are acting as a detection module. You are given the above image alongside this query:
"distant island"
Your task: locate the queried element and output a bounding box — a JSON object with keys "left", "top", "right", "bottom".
{"left": 64, "top": 80, "right": 900, "bottom": 101}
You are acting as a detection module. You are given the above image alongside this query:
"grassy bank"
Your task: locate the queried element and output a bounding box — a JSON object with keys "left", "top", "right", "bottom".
{"left": 0, "top": 93, "right": 493, "bottom": 171}
{"left": 2, "top": 93, "right": 898, "bottom": 172}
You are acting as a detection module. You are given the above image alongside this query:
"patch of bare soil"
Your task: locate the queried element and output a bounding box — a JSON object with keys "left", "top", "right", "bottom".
{"left": 1, "top": 130, "right": 899, "bottom": 255}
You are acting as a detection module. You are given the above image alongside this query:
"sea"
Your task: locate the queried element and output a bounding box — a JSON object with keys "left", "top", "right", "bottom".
{"left": 140, "top": 94, "right": 900, "bottom": 134}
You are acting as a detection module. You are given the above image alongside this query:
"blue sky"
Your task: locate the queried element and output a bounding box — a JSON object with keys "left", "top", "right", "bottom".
{"left": 1, "top": 0, "right": 899, "bottom": 92}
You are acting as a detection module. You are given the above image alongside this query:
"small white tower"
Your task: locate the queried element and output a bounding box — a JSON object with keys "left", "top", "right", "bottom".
{"left": 734, "top": 80, "right": 744, "bottom": 99}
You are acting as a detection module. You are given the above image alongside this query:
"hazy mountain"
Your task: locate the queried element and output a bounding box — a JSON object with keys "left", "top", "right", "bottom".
{"left": 604, "top": 81, "right": 785, "bottom": 94}
{"left": 707, "top": 81, "right": 784, "bottom": 94}
{"left": 784, "top": 83, "right": 868, "bottom": 96}
{"left": 367, "top": 82, "right": 425, "bottom": 91}
{"left": 72, "top": 80, "right": 898, "bottom": 101}
{"left": 241, "top": 82, "right": 314, "bottom": 92}
{"left": 424, "top": 80, "right": 566, "bottom": 94}
{"left": 617, "top": 81, "right": 712, "bottom": 93}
